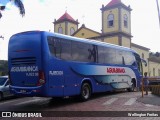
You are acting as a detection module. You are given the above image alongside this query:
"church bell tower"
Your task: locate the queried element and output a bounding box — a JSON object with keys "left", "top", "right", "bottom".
{"left": 53, "top": 12, "right": 79, "bottom": 35}
{"left": 101, "top": 0, "right": 132, "bottom": 47}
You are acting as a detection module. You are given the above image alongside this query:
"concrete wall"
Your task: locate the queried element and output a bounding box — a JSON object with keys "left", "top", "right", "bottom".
{"left": 104, "top": 36, "right": 119, "bottom": 45}
{"left": 148, "top": 61, "right": 160, "bottom": 77}
{"left": 73, "top": 28, "right": 100, "bottom": 38}
{"left": 121, "top": 36, "right": 130, "bottom": 48}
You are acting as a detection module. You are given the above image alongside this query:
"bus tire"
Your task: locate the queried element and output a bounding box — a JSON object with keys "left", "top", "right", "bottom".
{"left": 80, "top": 82, "right": 91, "bottom": 101}
{"left": 127, "top": 80, "right": 135, "bottom": 92}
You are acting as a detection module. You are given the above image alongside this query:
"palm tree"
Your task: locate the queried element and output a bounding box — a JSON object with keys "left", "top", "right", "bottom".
{"left": 0, "top": 6, "right": 5, "bottom": 18}
{"left": 0, "top": 0, "right": 25, "bottom": 19}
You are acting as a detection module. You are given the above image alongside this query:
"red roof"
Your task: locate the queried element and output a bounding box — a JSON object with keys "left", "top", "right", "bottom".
{"left": 57, "top": 12, "right": 78, "bottom": 23}
{"left": 106, "top": 0, "right": 121, "bottom": 7}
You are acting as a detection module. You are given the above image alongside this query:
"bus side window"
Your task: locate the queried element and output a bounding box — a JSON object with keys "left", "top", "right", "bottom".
{"left": 116, "top": 50, "right": 124, "bottom": 65}
{"left": 98, "top": 46, "right": 105, "bottom": 64}
{"left": 61, "top": 39, "right": 72, "bottom": 60}
{"left": 88, "top": 45, "right": 97, "bottom": 63}
{"left": 47, "top": 36, "right": 61, "bottom": 58}
{"left": 72, "top": 41, "right": 91, "bottom": 62}
{"left": 71, "top": 41, "right": 79, "bottom": 61}
{"left": 47, "top": 36, "right": 55, "bottom": 55}
{"left": 53, "top": 38, "right": 61, "bottom": 58}
{"left": 104, "top": 47, "right": 116, "bottom": 64}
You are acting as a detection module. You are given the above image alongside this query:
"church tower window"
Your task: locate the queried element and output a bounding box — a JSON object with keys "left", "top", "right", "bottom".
{"left": 58, "top": 27, "right": 63, "bottom": 34}
{"left": 107, "top": 14, "right": 114, "bottom": 27}
{"left": 70, "top": 27, "right": 75, "bottom": 35}
{"left": 124, "top": 14, "right": 128, "bottom": 28}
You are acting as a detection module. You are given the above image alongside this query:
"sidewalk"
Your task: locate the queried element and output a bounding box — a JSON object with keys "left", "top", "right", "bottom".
{"left": 137, "top": 91, "right": 160, "bottom": 106}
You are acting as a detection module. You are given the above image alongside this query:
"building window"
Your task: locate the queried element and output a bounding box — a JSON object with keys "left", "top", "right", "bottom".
{"left": 158, "top": 69, "right": 160, "bottom": 76}
{"left": 81, "top": 33, "right": 84, "bottom": 36}
{"left": 58, "top": 27, "right": 63, "bottom": 34}
{"left": 153, "top": 68, "right": 155, "bottom": 76}
{"left": 124, "top": 14, "right": 128, "bottom": 28}
{"left": 70, "top": 27, "right": 75, "bottom": 35}
{"left": 107, "top": 14, "right": 114, "bottom": 27}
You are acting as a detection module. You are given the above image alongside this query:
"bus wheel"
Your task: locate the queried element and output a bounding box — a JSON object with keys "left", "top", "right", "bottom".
{"left": 80, "top": 83, "right": 91, "bottom": 101}
{"left": 127, "top": 80, "right": 135, "bottom": 92}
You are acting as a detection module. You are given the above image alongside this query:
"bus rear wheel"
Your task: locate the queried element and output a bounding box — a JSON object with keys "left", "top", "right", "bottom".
{"left": 80, "top": 83, "right": 91, "bottom": 101}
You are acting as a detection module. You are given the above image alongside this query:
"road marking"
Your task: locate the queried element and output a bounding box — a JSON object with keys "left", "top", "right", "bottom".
{"left": 14, "top": 97, "right": 42, "bottom": 105}
{"left": 124, "top": 98, "right": 137, "bottom": 105}
{"left": 145, "top": 104, "right": 154, "bottom": 107}
{"left": 103, "top": 98, "right": 118, "bottom": 105}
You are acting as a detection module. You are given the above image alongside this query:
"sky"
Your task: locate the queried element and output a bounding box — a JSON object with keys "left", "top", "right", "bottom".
{"left": 0, "top": 0, "right": 160, "bottom": 60}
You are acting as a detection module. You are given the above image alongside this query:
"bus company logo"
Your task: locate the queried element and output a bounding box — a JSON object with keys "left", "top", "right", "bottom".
{"left": 11, "top": 66, "right": 38, "bottom": 72}
{"left": 49, "top": 71, "right": 63, "bottom": 76}
{"left": 107, "top": 67, "right": 125, "bottom": 73}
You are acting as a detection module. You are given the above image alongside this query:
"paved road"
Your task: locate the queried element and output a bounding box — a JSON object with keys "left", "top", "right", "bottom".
{"left": 0, "top": 91, "right": 160, "bottom": 120}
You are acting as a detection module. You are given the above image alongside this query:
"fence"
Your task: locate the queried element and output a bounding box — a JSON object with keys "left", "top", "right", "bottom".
{"left": 141, "top": 77, "right": 160, "bottom": 97}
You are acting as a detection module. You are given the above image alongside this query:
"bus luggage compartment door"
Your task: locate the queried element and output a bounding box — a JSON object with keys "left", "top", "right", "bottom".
{"left": 49, "top": 70, "right": 64, "bottom": 97}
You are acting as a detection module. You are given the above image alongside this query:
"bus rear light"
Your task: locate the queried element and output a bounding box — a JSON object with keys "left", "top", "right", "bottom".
{"left": 39, "top": 79, "right": 45, "bottom": 84}
{"left": 33, "top": 90, "right": 41, "bottom": 92}
{"left": 37, "top": 71, "right": 45, "bottom": 86}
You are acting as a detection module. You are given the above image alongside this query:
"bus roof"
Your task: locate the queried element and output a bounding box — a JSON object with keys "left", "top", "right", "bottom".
{"left": 11, "top": 30, "right": 138, "bottom": 54}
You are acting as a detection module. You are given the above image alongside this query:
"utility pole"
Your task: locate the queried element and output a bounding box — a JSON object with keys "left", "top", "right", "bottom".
{"left": 156, "top": 0, "right": 160, "bottom": 27}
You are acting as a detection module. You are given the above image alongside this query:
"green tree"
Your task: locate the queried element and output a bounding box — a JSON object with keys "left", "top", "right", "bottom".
{"left": 0, "top": 60, "right": 8, "bottom": 76}
{"left": 0, "top": 0, "right": 25, "bottom": 19}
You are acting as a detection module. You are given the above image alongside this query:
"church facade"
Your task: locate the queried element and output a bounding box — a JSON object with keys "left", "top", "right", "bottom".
{"left": 53, "top": 0, "right": 160, "bottom": 77}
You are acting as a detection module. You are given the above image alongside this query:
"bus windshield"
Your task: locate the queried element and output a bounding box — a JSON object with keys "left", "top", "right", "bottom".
{"left": 134, "top": 53, "right": 143, "bottom": 74}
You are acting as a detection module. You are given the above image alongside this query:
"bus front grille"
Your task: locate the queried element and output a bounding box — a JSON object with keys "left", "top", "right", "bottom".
{"left": 11, "top": 57, "right": 36, "bottom": 65}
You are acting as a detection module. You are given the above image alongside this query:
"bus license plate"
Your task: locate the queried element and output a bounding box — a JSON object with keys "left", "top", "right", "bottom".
{"left": 20, "top": 90, "right": 26, "bottom": 93}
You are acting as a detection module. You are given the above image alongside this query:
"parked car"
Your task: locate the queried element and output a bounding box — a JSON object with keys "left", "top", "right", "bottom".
{"left": 0, "top": 76, "right": 13, "bottom": 100}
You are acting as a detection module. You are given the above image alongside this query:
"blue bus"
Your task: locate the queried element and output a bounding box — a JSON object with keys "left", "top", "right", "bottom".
{"left": 8, "top": 31, "right": 143, "bottom": 101}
